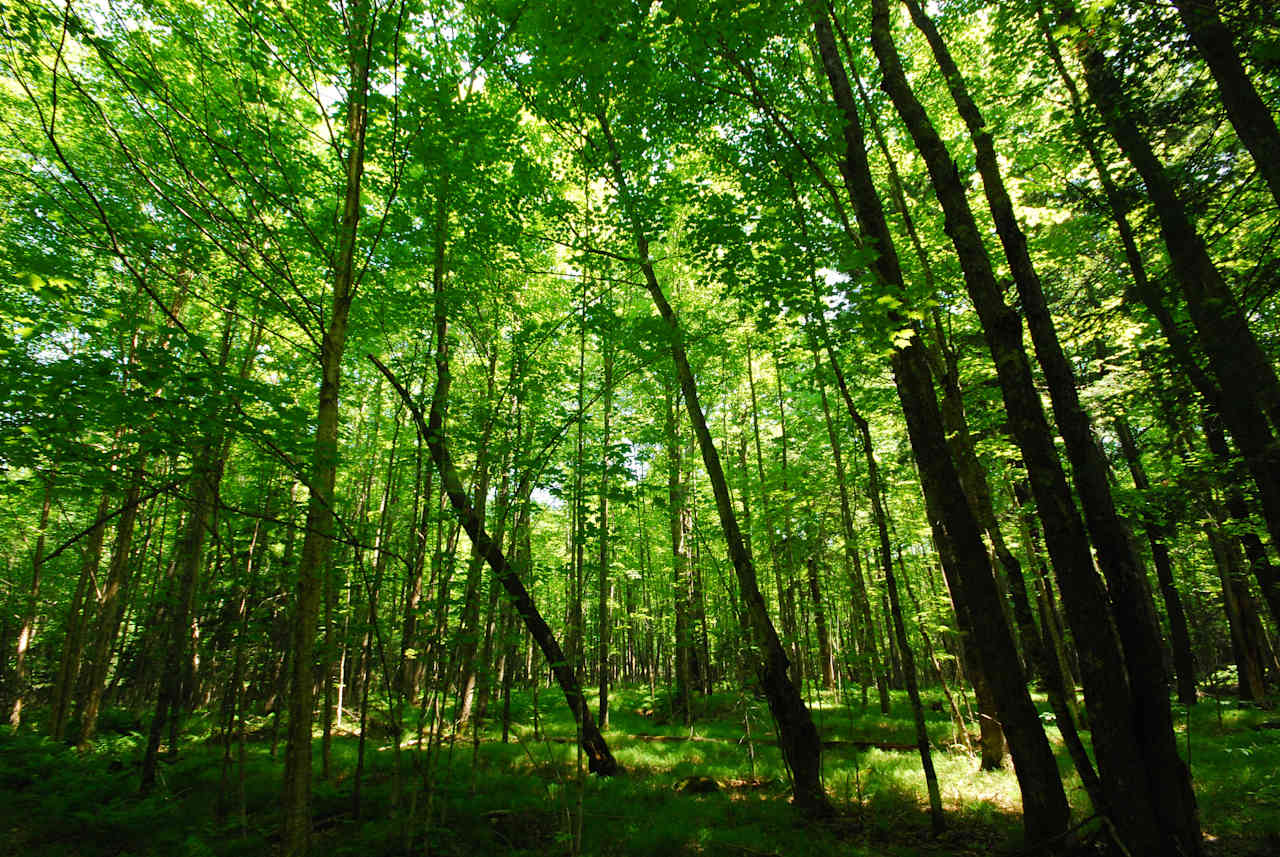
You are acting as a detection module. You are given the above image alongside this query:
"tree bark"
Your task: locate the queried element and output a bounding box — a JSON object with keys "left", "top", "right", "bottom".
{"left": 809, "top": 1, "right": 1068, "bottom": 840}
{"left": 1074, "top": 8, "right": 1280, "bottom": 568}
{"left": 811, "top": 340, "right": 887, "bottom": 710}
{"left": 77, "top": 460, "right": 146, "bottom": 747}
{"left": 1173, "top": 0, "right": 1280, "bottom": 208}
{"left": 1114, "top": 417, "right": 1199, "bottom": 705}
{"left": 664, "top": 380, "right": 696, "bottom": 725}
{"left": 598, "top": 339, "right": 615, "bottom": 727}
{"left": 887, "top": 549, "right": 945, "bottom": 833}
{"left": 369, "top": 343, "right": 617, "bottom": 776}
{"left": 599, "top": 110, "right": 829, "bottom": 815}
{"left": 884, "top": 2, "right": 1202, "bottom": 846}
{"left": 10, "top": 472, "right": 55, "bottom": 728}
{"left": 281, "top": 7, "right": 371, "bottom": 850}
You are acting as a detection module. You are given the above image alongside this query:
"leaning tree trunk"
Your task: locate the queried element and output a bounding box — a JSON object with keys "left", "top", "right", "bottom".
{"left": 912, "top": 6, "right": 1199, "bottom": 846}
{"left": 896, "top": 8, "right": 1197, "bottom": 848}
{"left": 599, "top": 110, "right": 829, "bottom": 815}
{"left": 1173, "top": 0, "right": 1280, "bottom": 208}
{"left": 808, "top": 1, "right": 1068, "bottom": 841}
{"left": 1075, "top": 9, "right": 1280, "bottom": 567}
{"left": 369, "top": 322, "right": 617, "bottom": 776}
{"left": 1114, "top": 417, "right": 1198, "bottom": 706}
{"left": 77, "top": 461, "right": 146, "bottom": 747}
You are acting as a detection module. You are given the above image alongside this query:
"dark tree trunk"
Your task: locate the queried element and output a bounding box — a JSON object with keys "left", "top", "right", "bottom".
{"left": 140, "top": 443, "right": 223, "bottom": 789}
{"left": 886, "top": 549, "right": 945, "bottom": 834}
{"left": 1173, "top": 0, "right": 1280, "bottom": 208}
{"left": 599, "top": 110, "right": 829, "bottom": 815}
{"left": 884, "top": 2, "right": 1202, "bottom": 850}
{"left": 78, "top": 461, "right": 146, "bottom": 747}
{"left": 1114, "top": 417, "right": 1199, "bottom": 705}
{"left": 1205, "top": 525, "right": 1268, "bottom": 700}
{"left": 1074, "top": 10, "right": 1280, "bottom": 571}
{"left": 808, "top": 2, "right": 1069, "bottom": 841}
{"left": 664, "top": 381, "right": 696, "bottom": 725}
{"left": 370, "top": 306, "right": 618, "bottom": 778}
{"left": 50, "top": 492, "right": 112, "bottom": 741}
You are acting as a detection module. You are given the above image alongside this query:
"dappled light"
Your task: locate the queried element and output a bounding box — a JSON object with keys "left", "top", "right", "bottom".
{"left": 2, "top": 0, "right": 1279, "bottom": 855}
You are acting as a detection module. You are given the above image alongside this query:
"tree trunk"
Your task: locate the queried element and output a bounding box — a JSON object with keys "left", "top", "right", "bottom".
{"left": 1114, "top": 417, "right": 1198, "bottom": 705}
{"left": 140, "top": 443, "right": 223, "bottom": 789}
{"left": 281, "top": 8, "right": 371, "bottom": 850}
{"left": 1205, "top": 524, "right": 1267, "bottom": 700}
{"left": 880, "top": 0, "right": 1196, "bottom": 845}
{"left": 664, "top": 380, "right": 696, "bottom": 725}
{"left": 886, "top": 551, "right": 944, "bottom": 833}
{"left": 598, "top": 341, "right": 615, "bottom": 728}
{"left": 811, "top": 341, "right": 887, "bottom": 710}
{"left": 370, "top": 341, "right": 617, "bottom": 777}
{"left": 77, "top": 460, "right": 146, "bottom": 747}
{"left": 453, "top": 349, "right": 501, "bottom": 728}
{"left": 1075, "top": 8, "right": 1280, "bottom": 567}
{"left": 10, "top": 473, "right": 55, "bottom": 728}
{"left": 809, "top": 2, "right": 1069, "bottom": 840}
{"left": 50, "top": 492, "right": 112, "bottom": 741}
{"left": 599, "top": 110, "right": 828, "bottom": 815}
{"left": 1173, "top": 0, "right": 1280, "bottom": 208}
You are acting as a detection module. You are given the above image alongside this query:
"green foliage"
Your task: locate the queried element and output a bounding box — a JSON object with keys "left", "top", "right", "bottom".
{"left": 4, "top": 686, "right": 1278, "bottom": 855}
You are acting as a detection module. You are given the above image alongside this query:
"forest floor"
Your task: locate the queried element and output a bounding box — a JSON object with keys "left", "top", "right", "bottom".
{"left": 2, "top": 685, "right": 1278, "bottom": 857}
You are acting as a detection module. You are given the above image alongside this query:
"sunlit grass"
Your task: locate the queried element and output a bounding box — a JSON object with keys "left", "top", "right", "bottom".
{"left": 2, "top": 684, "right": 1276, "bottom": 855}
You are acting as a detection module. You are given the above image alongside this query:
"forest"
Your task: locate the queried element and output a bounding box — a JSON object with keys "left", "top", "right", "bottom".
{"left": 1, "top": 0, "right": 1279, "bottom": 854}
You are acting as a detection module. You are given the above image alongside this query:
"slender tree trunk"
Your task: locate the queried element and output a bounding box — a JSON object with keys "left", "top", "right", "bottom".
{"left": 1114, "top": 417, "right": 1198, "bottom": 705}
{"left": 773, "top": 357, "right": 803, "bottom": 685}
{"left": 281, "top": 8, "right": 371, "bottom": 851}
{"left": 77, "top": 460, "right": 146, "bottom": 747}
{"left": 811, "top": 341, "right": 887, "bottom": 710}
{"left": 10, "top": 473, "right": 55, "bottom": 728}
{"left": 50, "top": 492, "right": 112, "bottom": 740}
{"left": 1200, "top": 413, "right": 1280, "bottom": 628}
{"left": 746, "top": 341, "right": 791, "bottom": 681}
{"left": 1074, "top": 7, "right": 1280, "bottom": 567}
{"left": 862, "top": 423, "right": 944, "bottom": 830}
{"left": 1205, "top": 524, "right": 1267, "bottom": 700}
{"left": 887, "top": 551, "right": 944, "bottom": 832}
{"left": 597, "top": 341, "right": 615, "bottom": 728}
{"left": 901, "top": 571, "right": 971, "bottom": 754}
{"left": 369, "top": 323, "right": 617, "bottom": 778}
{"left": 398, "top": 431, "right": 435, "bottom": 704}
{"left": 140, "top": 443, "right": 223, "bottom": 789}
{"left": 454, "top": 349, "right": 501, "bottom": 727}
{"left": 142, "top": 311, "right": 257, "bottom": 787}
{"left": 664, "top": 381, "right": 696, "bottom": 725}
{"left": 599, "top": 110, "right": 828, "bottom": 815}
{"left": 805, "top": 552, "right": 835, "bottom": 690}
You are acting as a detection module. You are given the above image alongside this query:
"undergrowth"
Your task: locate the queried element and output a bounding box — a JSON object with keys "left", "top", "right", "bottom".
{"left": 2, "top": 685, "right": 1276, "bottom": 856}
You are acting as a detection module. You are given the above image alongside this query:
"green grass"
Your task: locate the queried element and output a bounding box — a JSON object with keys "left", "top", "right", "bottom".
{"left": 2, "top": 685, "right": 1277, "bottom": 856}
